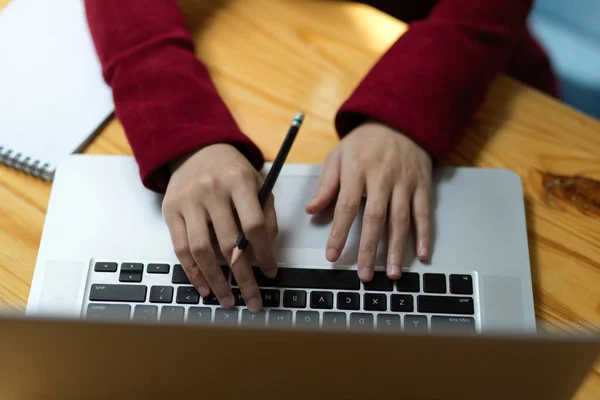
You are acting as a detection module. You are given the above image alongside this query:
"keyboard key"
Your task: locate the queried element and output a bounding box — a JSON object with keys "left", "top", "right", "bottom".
{"left": 396, "top": 272, "right": 420, "bottom": 292}
{"left": 241, "top": 310, "right": 266, "bottom": 327}
{"left": 431, "top": 316, "right": 476, "bottom": 333}
{"left": 296, "top": 311, "right": 319, "bottom": 328}
{"left": 94, "top": 262, "right": 117, "bottom": 272}
{"left": 147, "top": 263, "right": 170, "bottom": 274}
{"left": 232, "top": 289, "right": 246, "bottom": 306}
{"left": 214, "top": 308, "right": 239, "bottom": 325}
{"left": 187, "top": 307, "right": 212, "bottom": 324}
{"left": 364, "top": 293, "right": 387, "bottom": 311}
{"left": 310, "top": 291, "right": 333, "bottom": 309}
{"left": 177, "top": 286, "right": 200, "bottom": 304}
{"left": 350, "top": 313, "right": 374, "bottom": 330}
{"left": 283, "top": 290, "right": 306, "bottom": 308}
{"left": 119, "top": 271, "right": 142, "bottom": 283}
{"left": 423, "top": 273, "right": 446, "bottom": 293}
{"left": 268, "top": 310, "right": 292, "bottom": 327}
{"left": 202, "top": 292, "right": 219, "bottom": 305}
{"left": 377, "top": 314, "right": 401, "bottom": 331}
{"left": 337, "top": 292, "right": 360, "bottom": 310}
{"left": 231, "top": 289, "right": 280, "bottom": 307}
{"left": 261, "top": 289, "right": 280, "bottom": 307}
{"left": 232, "top": 267, "right": 360, "bottom": 290}
{"left": 417, "top": 296, "right": 474, "bottom": 315}
{"left": 149, "top": 286, "right": 173, "bottom": 303}
{"left": 121, "top": 263, "right": 144, "bottom": 272}
{"left": 220, "top": 266, "right": 231, "bottom": 281}
{"left": 363, "top": 271, "right": 394, "bottom": 291}
{"left": 160, "top": 306, "right": 184, "bottom": 322}
{"left": 89, "top": 284, "right": 146, "bottom": 302}
{"left": 133, "top": 305, "right": 158, "bottom": 321}
{"left": 322, "top": 312, "right": 347, "bottom": 329}
{"left": 450, "top": 275, "right": 473, "bottom": 295}
{"left": 390, "top": 294, "right": 414, "bottom": 312}
{"left": 172, "top": 264, "right": 191, "bottom": 284}
{"left": 404, "top": 315, "right": 428, "bottom": 333}
{"left": 231, "top": 267, "right": 271, "bottom": 287}
{"left": 121, "top": 263, "right": 143, "bottom": 272}
{"left": 86, "top": 304, "right": 131, "bottom": 321}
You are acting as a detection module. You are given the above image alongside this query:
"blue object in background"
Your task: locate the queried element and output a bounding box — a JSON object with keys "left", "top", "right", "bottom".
{"left": 529, "top": 0, "right": 600, "bottom": 120}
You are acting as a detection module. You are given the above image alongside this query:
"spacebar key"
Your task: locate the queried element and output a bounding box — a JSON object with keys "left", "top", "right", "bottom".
{"left": 234, "top": 267, "right": 360, "bottom": 290}
{"left": 268, "top": 268, "right": 360, "bottom": 290}
{"left": 89, "top": 284, "right": 147, "bottom": 302}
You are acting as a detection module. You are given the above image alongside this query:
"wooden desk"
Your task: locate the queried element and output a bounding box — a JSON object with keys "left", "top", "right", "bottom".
{"left": 0, "top": 0, "right": 598, "bottom": 397}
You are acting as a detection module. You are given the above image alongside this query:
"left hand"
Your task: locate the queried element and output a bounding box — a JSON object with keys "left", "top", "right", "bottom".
{"left": 305, "top": 119, "right": 433, "bottom": 281}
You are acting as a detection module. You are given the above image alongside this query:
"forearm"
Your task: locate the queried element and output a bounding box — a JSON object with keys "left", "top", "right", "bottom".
{"left": 336, "top": 0, "right": 534, "bottom": 162}
{"left": 84, "top": 0, "right": 263, "bottom": 192}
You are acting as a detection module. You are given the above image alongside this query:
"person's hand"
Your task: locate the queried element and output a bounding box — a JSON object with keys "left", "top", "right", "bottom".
{"left": 306, "top": 119, "right": 432, "bottom": 281}
{"left": 162, "top": 143, "right": 278, "bottom": 312}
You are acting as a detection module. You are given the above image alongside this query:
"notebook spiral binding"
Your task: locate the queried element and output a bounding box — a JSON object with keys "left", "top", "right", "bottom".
{"left": 0, "top": 145, "right": 54, "bottom": 181}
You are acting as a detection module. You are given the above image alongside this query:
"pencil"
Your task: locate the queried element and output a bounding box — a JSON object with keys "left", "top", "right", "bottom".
{"left": 229, "top": 111, "right": 304, "bottom": 268}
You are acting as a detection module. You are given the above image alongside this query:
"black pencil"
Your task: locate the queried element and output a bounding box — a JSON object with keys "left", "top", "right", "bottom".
{"left": 229, "top": 111, "right": 305, "bottom": 268}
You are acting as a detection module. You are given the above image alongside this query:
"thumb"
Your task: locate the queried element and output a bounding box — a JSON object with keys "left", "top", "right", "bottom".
{"left": 306, "top": 153, "right": 340, "bottom": 214}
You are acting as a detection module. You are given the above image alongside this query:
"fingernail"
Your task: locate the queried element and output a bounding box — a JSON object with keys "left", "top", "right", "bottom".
{"left": 222, "top": 295, "right": 235, "bottom": 308}
{"left": 247, "top": 297, "right": 262, "bottom": 312}
{"left": 390, "top": 265, "right": 402, "bottom": 278}
{"left": 358, "top": 266, "right": 372, "bottom": 281}
{"left": 418, "top": 241, "right": 428, "bottom": 259}
{"left": 326, "top": 248, "right": 339, "bottom": 262}
{"left": 264, "top": 268, "right": 277, "bottom": 279}
{"left": 198, "top": 285, "right": 211, "bottom": 297}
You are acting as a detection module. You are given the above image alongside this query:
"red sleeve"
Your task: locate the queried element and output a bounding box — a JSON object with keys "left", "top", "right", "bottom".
{"left": 84, "top": 0, "right": 264, "bottom": 193}
{"left": 335, "top": 0, "right": 535, "bottom": 162}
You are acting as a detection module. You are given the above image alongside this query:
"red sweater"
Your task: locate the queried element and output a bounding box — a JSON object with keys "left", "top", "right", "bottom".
{"left": 84, "top": 0, "right": 556, "bottom": 193}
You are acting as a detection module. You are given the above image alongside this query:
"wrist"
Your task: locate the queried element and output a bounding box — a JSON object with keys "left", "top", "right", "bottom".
{"left": 360, "top": 117, "right": 435, "bottom": 166}
{"left": 167, "top": 148, "right": 197, "bottom": 174}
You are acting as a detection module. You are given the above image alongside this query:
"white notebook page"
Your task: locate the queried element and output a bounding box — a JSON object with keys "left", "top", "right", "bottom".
{"left": 0, "top": 0, "right": 113, "bottom": 173}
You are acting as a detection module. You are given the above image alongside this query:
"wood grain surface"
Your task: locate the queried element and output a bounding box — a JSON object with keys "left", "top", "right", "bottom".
{"left": 0, "top": 0, "right": 598, "bottom": 397}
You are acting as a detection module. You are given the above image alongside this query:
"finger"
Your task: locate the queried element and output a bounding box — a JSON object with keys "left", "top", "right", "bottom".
{"left": 231, "top": 255, "right": 262, "bottom": 312}
{"left": 164, "top": 212, "right": 210, "bottom": 297}
{"left": 232, "top": 182, "right": 278, "bottom": 278}
{"left": 387, "top": 186, "right": 411, "bottom": 280}
{"left": 306, "top": 152, "right": 341, "bottom": 214}
{"left": 326, "top": 166, "right": 364, "bottom": 262}
{"left": 264, "top": 194, "right": 279, "bottom": 244}
{"left": 412, "top": 185, "right": 431, "bottom": 261}
{"left": 357, "top": 180, "right": 392, "bottom": 282}
{"left": 207, "top": 199, "right": 262, "bottom": 312}
{"left": 184, "top": 207, "right": 234, "bottom": 308}
{"left": 205, "top": 198, "right": 241, "bottom": 263}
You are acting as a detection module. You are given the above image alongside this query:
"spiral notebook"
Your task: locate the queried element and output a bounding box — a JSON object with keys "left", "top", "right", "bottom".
{"left": 0, "top": 0, "right": 113, "bottom": 181}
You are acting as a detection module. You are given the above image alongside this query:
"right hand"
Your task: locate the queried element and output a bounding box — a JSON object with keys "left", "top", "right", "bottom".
{"left": 162, "top": 143, "right": 278, "bottom": 312}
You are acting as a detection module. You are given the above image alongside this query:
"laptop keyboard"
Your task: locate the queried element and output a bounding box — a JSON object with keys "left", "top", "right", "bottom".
{"left": 84, "top": 260, "right": 479, "bottom": 333}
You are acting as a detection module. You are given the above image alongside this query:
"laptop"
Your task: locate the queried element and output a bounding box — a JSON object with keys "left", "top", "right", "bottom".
{"left": 0, "top": 315, "right": 598, "bottom": 399}
{"left": 26, "top": 155, "right": 536, "bottom": 333}
{"left": 9, "top": 155, "right": 598, "bottom": 398}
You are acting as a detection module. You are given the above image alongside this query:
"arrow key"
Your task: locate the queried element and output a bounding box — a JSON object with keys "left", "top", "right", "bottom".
{"left": 176, "top": 286, "right": 200, "bottom": 304}
{"left": 119, "top": 271, "right": 142, "bottom": 283}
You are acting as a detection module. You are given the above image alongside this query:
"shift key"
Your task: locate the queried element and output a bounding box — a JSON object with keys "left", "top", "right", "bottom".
{"left": 89, "top": 284, "right": 147, "bottom": 302}
{"left": 417, "top": 296, "right": 474, "bottom": 315}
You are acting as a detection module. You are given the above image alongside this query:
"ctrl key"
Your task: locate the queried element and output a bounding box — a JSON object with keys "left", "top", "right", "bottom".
{"left": 86, "top": 304, "right": 131, "bottom": 321}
